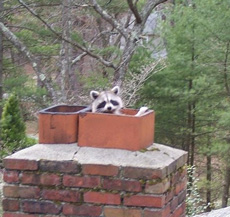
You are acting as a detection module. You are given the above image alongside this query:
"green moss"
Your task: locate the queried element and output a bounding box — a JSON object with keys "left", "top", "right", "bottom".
{"left": 148, "top": 147, "right": 160, "bottom": 152}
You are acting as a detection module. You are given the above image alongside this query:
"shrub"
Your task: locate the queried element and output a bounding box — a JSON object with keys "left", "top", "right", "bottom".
{"left": 186, "top": 166, "right": 208, "bottom": 216}
{"left": 0, "top": 94, "right": 36, "bottom": 158}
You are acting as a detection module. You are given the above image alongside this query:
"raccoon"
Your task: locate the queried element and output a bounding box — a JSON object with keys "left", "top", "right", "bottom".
{"left": 90, "top": 86, "right": 123, "bottom": 115}
{"left": 90, "top": 86, "right": 149, "bottom": 116}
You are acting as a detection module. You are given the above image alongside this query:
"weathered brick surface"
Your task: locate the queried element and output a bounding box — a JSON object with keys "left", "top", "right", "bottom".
{"left": 63, "top": 175, "right": 101, "bottom": 188}
{"left": 84, "top": 191, "right": 121, "bottom": 205}
{"left": 2, "top": 144, "right": 187, "bottom": 217}
{"left": 4, "top": 159, "right": 38, "bottom": 171}
{"left": 3, "top": 171, "right": 19, "bottom": 183}
{"left": 143, "top": 204, "right": 171, "bottom": 217}
{"left": 145, "top": 178, "right": 170, "bottom": 194}
{"left": 82, "top": 164, "right": 119, "bottom": 176}
{"left": 63, "top": 204, "right": 102, "bottom": 216}
{"left": 104, "top": 206, "right": 142, "bottom": 217}
{"left": 40, "top": 160, "right": 79, "bottom": 173}
{"left": 2, "top": 199, "right": 20, "bottom": 212}
{"left": 171, "top": 202, "right": 186, "bottom": 217}
{"left": 123, "top": 167, "right": 166, "bottom": 179}
{"left": 21, "top": 173, "right": 61, "bottom": 186}
{"left": 3, "top": 186, "right": 40, "bottom": 199}
{"left": 3, "top": 212, "right": 38, "bottom": 217}
{"left": 103, "top": 178, "right": 142, "bottom": 192}
{"left": 175, "top": 177, "right": 187, "bottom": 195}
{"left": 124, "top": 194, "right": 166, "bottom": 208}
{"left": 21, "top": 200, "right": 62, "bottom": 214}
{"left": 41, "top": 189, "right": 81, "bottom": 202}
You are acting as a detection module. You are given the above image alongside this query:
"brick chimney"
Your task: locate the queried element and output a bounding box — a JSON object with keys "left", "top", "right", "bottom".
{"left": 2, "top": 105, "right": 187, "bottom": 217}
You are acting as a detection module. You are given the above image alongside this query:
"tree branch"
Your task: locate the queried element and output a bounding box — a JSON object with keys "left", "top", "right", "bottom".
{"left": 0, "top": 21, "right": 57, "bottom": 101}
{"left": 141, "top": 0, "right": 168, "bottom": 24}
{"left": 90, "top": 0, "right": 128, "bottom": 40}
{"left": 127, "top": 0, "right": 142, "bottom": 23}
{"left": 17, "top": 0, "right": 116, "bottom": 69}
{"left": 71, "top": 52, "right": 87, "bottom": 65}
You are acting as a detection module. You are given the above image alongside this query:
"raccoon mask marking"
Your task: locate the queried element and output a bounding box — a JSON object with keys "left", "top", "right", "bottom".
{"left": 90, "top": 86, "right": 123, "bottom": 115}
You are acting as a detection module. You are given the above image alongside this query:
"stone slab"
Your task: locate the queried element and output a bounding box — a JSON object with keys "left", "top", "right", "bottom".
{"left": 74, "top": 143, "right": 187, "bottom": 169}
{"left": 4, "top": 143, "right": 187, "bottom": 175}
{"left": 194, "top": 207, "right": 230, "bottom": 217}
{"left": 5, "top": 144, "right": 79, "bottom": 161}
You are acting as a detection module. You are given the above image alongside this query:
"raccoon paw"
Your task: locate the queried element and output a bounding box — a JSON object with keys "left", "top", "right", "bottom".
{"left": 135, "top": 106, "right": 149, "bottom": 117}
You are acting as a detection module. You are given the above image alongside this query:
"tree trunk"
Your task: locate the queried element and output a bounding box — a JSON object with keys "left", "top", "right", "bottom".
{"left": 59, "top": 0, "right": 73, "bottom": 103}
{"left": 114, "top": 39, "right": 136, "bottom": 86}
{"left": 222, "top": 165, "right": 230, "bottom": 207}
{"left": 223, "top": 41, "right": 230, "bottom": 97}
{"left": 206, "top": 137, "right": 212, "bottom": 212}
{"left": 113, "top": 23, "right": 144, "bottom": 86}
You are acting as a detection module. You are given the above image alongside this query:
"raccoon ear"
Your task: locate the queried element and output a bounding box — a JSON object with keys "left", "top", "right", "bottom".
{"left": 111, "top": 86, "right": 120, "bottom": 95}
{"left": 90, "top": 91, "right": 100, "bottom": 100}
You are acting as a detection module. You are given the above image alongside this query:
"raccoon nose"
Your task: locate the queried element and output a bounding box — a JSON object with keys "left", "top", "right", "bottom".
{"left": 107, "top": 106, "right": 112, "bottom": 111}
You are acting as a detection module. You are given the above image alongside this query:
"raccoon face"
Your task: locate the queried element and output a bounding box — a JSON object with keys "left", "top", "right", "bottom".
{"left": 90, "top": 86, "right": 123, "bottom": 114}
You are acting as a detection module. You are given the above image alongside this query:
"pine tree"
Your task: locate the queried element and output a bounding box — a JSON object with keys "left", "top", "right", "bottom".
{"left": 140, "top": 0, "right": 230, "bottom": 210}
{"left": 0, "top": 93, "right": 26, "bottom": 154}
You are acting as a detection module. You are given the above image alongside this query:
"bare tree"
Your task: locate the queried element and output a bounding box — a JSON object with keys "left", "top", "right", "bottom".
{"left": 0, "top": 0, "right": 168, "bottom": 103}
{"left": 59, "top": 0, "right": 73, "bottom": 102}
{"left": 89, "top": 0, "right": 168, "bottom": 85}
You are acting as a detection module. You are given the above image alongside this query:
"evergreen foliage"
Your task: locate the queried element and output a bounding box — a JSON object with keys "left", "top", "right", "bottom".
{"left": 139, "top": 0, "right": 230, "bottom": 210}
{"left": 0, "top": 94, "right": 36, "bottom": 157}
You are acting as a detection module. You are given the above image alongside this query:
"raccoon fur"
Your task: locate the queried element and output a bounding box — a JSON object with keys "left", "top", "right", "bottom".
{"left": 90, "top": 86, "right": 123, "bottom": 115}
{"left": 90, "top": 86, "right": 148, "bottom": 116}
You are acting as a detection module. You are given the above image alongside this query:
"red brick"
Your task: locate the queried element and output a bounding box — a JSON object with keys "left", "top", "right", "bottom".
{"left": 145, "top": 178, "right": 170, "bottom": 194}
{"left": 171, "top": 202, "right": 186, "bottom": 217}
{"left": 40, "top": 215, "right": 66, "bottom": 217}
{"left": 104, "top": 207, "right": 142, "bottom": 217}
{"left": 63, "top": 175, "right": 101, "bottom": 188}
{"left": 84, "top": 191, "right": 121, "bottom": 205}
{"left": 3, "top": 170, "right": 19, "bottom": 183}
{"left": 178, "top": 190, "right": 187, "bottom": 205}
{"left": 171, "top": 167, "right": 187, "bottom": 186}
{"left": 171, "top": 171, "right": 180, "bottom": 186}
{"left": 63, "top": 204, "right": 102, "bottom": 216}
{"left": 4, "top": 159, "right": 38, "bottom": 170}
{"left": 103, "top": 178, "right": 142, "bottom": 192}
{"left": 3, "top": 185, "right": 19, "bottom": 198}
{"left": 21, "top": 172, "right": 61, "bottom": 186}
{"left": 2, "top": 199, "right": 20, "bottom": 211}
{"left": 170, "top": 196, "right": 178, "bottom": 211}
{"left": 21, "top": 173, "right": 40, "bottom": 185}
{"left": 3, "top": 212, "right": 38, "bottom": 217}
{"left": 175, "top": 177, "right": 187, "bottom": 195}
{"left": 3, "top": 186, "right": 40, "bottom": 199}
{"left": 124, "top": 194, "right": 165, "bottom": 208}
{"left": 123, "top": 167, "right": 166, "bottom": 179}
{"left": 19, "top": 186, "right": 40, "bottom": 199}
{"left": 82, "top": 164, "right": 119, "bottom": 177}
{"left": 42, "top": 189, "right": 81, "bottom": 202}
{"left": 40, "top": 160, "right": 79, "bottom": 173}
{"left": 144, "top": 204, "right": 171, "bottom": 217}
{"left": 21, "top": 200, "right": 62, "bottom": 214}
{"left": 165, "top": 189, "right": 174, "bottom": 204}
{"left": 40, "top": 173, "right": 61, "bottom": 186}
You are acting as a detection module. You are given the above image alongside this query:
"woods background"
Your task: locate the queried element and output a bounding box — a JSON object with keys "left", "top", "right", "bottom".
{"left": 0, "top": 0, "right": 230, "bottom": 215}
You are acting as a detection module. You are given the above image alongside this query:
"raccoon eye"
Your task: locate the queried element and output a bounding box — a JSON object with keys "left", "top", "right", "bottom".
{"left": 97, "top": 101, "right": 106, "bottom": 109}
{"left": 110, "top": 100, "right": 119, "bottom": 106}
